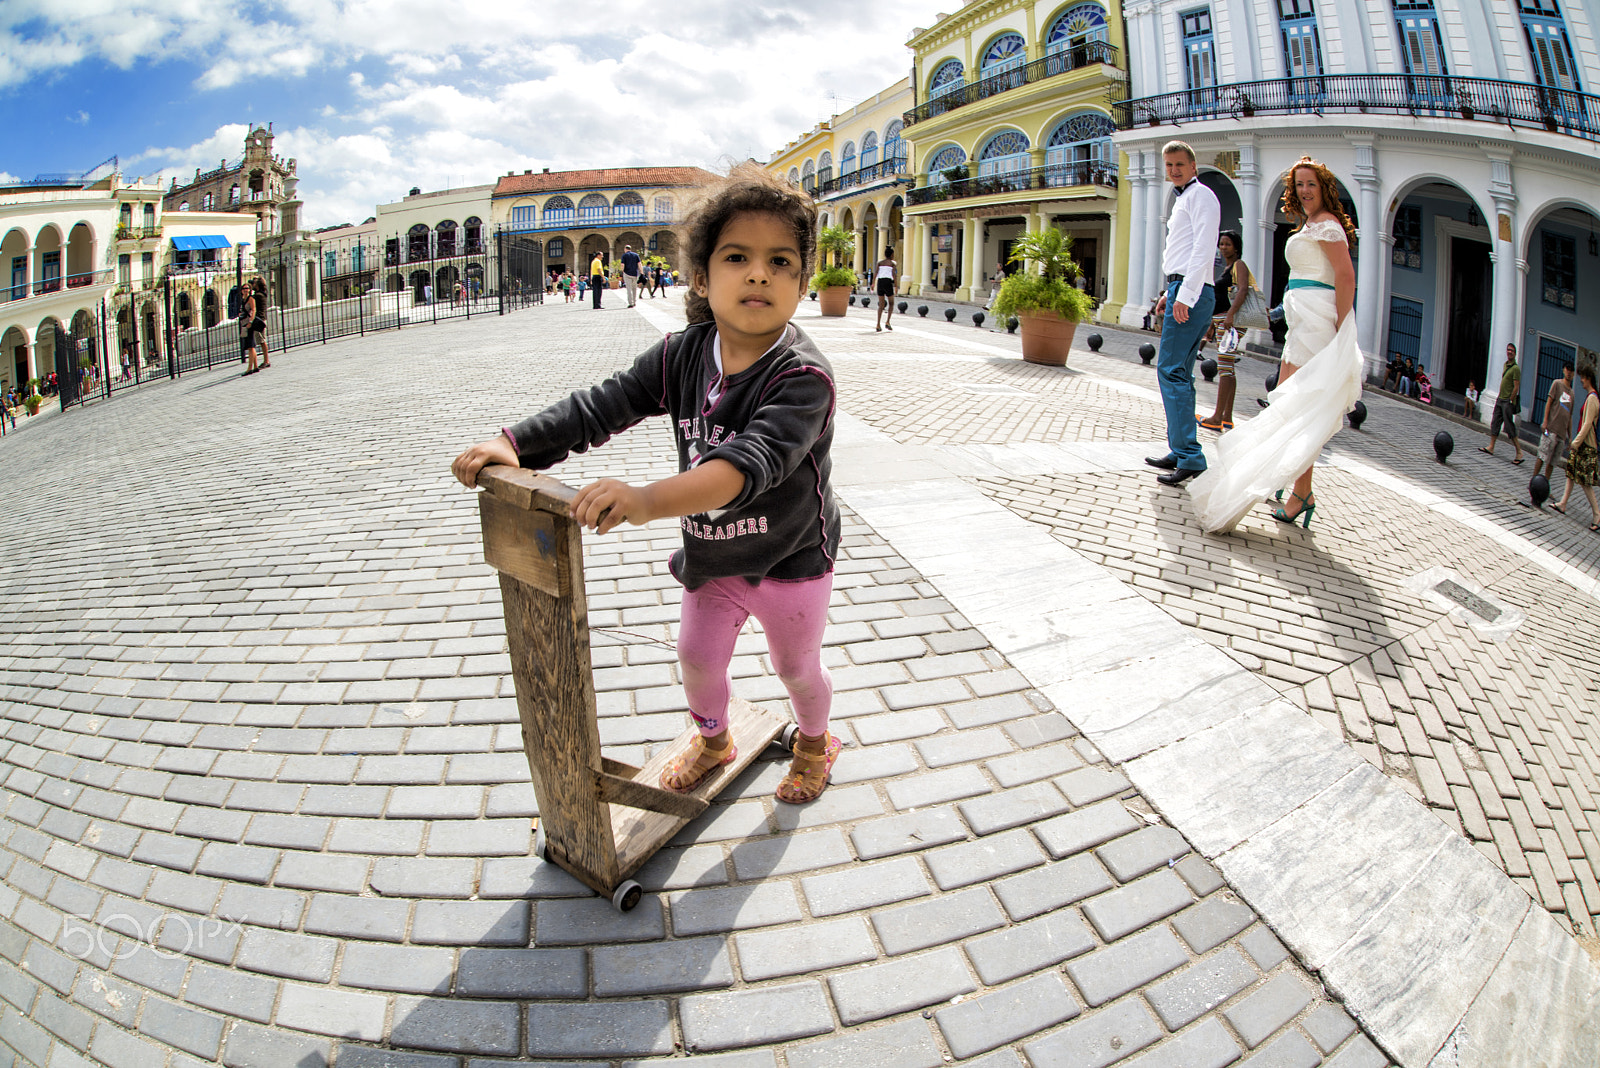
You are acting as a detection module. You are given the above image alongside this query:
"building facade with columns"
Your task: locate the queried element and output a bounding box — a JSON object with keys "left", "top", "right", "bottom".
{"left": 768, "top": 80, "right": 914, "bottom": 290}
{"left": 899, "top": 0, "right": 1130, "bottom": 307}
{"left": 1114, "top": 0, "right": 1600, "bottom": 419}
{"left": 492, "top": 167, "right": 717, "bottom": 280}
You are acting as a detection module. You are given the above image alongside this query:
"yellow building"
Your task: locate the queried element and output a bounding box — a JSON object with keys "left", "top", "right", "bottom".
{"left": 767, "top": 80, "right": 914, "bottom": 290}
{"left": 900, "top": 0, "right": 1129, "bottom": 317}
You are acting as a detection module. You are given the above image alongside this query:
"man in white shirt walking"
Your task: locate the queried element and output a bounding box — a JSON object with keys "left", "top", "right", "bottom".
{"left": 1145, "top": 141, "right": 1221, "bottom": 486}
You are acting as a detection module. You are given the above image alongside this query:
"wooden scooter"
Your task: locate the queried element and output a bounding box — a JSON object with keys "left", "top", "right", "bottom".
{"left": 474, "top": 466, "right": 791, "bottom": 911}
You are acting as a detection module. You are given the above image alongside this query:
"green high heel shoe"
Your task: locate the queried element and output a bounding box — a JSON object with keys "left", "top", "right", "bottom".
{"left": 1272, "top": 492, "right": 1316, "bottom": 528}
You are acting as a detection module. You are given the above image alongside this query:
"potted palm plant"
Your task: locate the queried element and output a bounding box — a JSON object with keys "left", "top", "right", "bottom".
{"left": 812, "top": 225, "right": 857, "bottom": 316}
{"left": 990, "top": 227, "right": 1093, "bottom": 366}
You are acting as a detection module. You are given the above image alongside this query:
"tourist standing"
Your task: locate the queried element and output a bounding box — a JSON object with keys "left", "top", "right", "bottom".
{"left": 1144, "top": 141, "right": 1219, "bottom": 486}
{"left": 590, "top": 252, "right": 605, "bottom": 310}
{"left": 621, "top": 244, "right": 641, "bottom": 307}
{"left": 1198, "top": 230, "right": 1252, "bottom": 432}
{"left": 1480, "top": 344, "right": 1525, "bottom": 463}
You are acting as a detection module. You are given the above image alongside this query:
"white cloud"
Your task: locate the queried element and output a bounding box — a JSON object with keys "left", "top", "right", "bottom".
{"left": 7, "top": 1, "right": 939, "bottom": 227}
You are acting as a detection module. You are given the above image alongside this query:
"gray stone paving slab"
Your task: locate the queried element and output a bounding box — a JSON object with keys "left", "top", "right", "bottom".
{"left": 827, "top": 947, "right": 977, "bottom": 1025}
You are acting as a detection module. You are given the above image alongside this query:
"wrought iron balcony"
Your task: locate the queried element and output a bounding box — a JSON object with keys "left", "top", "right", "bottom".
{"left": 905, "top": 41, "right": 1120, "bottom": 127}
{"left": 818, "top": 158, "right": 910, "bottom": 197}
{"left": 907, "top": 161, "right": 1118, "bottom": 206}
{"left": 1115, "top": 74, "right": 1600, "bottom": 142}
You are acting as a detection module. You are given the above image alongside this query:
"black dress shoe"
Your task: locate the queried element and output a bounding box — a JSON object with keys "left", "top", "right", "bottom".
{"left": 1157, "top": 467, "right": 1203, "bottom": 486}
{"left": 1144, "top": 455, "right": 1178, "bottom": 470}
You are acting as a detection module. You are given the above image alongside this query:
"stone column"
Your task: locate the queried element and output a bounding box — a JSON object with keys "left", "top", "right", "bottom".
{"left": 1123, "top": 150, "right": 1149, "bottom": 326}
{"left": 1236, "top": 140, "right": 1262, "bottom": 291}
{"left": 1144, "top": 168, "right": 1166, "bottom": 307}
{"left": 960, "top": 215, "right": 979, "bottom": 301}
{"left": 1351, "top": 139, "right": 1383, "bottom": 369}
{"left": 1485, "top": 156, "right": 1518, "bottom": 410}
{"left": 877, "top": 225, "right": 890, "bottom": 268}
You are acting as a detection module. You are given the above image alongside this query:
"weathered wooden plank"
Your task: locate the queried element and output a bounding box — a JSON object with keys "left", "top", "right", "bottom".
{"left": 596, "top": 771, "right": 709, "bottom": 821}
{"left": 478, "top": 464, "right": 578, "bottom": 517}
{"left": 610, "top": 698, "right": 789, "bottom": 878}
{"left": 481, "top": 494, "right": 566, "bottom": 597}
{"left": 600, "top": 756, "right": 641, "bottom": 780}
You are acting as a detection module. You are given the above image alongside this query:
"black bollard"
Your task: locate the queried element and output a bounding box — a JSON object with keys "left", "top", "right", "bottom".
{"left": 918, "top": 305, "right": 929, "bottom": 317}
{"left": 1347, "top": 400, "right": 1367, "bottom": 430}
{"left": 944, "top": 307, "right": 957, "bottom": 321}
{"left": 847, "top": 295, "right": 856, "bottom": 307}
{"left": 1006, "top": 317, "right": 1019, "bottom": 334}
{"left": 1200, "top": 358, "right": 1218, "bottom": 383}
{"left": 1265, "top": 370, "right": 1280, "bottom": 393}
{"left": 1529, "top": 473, "right": 1550, "bottom": 507}
{"left": 897, "top": 301, "right": 908, "bottom": 313}
{"left": 972, "top": 311, "right": 985, "bottom": 327}
{"left": 1139, "top": 343, "right": 1156, "bottom": 365}
{"left": 1434, "top": 430, "right": 1454, "bottom": 463}
{"left": 809, "top": 292, "right": 817, "bottom": 300}
{"left": 1087, "top": 333, "right": 1103, "bottom": 351}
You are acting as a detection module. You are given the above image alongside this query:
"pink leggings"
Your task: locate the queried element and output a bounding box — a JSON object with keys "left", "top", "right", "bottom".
{"left": 678, "top": 573, "right": 833, "bottom": 738}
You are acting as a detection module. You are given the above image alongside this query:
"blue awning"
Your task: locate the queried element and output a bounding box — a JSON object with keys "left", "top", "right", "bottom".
{"left": 170, "top": 235, "right": 232, "bottom": 251}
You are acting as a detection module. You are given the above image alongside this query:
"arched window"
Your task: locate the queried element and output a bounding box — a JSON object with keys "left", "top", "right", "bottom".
{"left": 436, "top": 219, "right": 458, "bottom": 257}
{"left": 883, "top": 121, "right": 905, "bottom": 168}
{"left": 929, "top": 59, "right": 964, "bottom": 98}
{"left": 980, "top": 33, "right": 1027, "bottom": 75}
{"left": 653, "top": 197, "right": 673, "bottom": 222}
{"left": 228, "top": 185, "right": 240, "bottom": 204}
{"left": 408, "top": 223, "right": 430, "bottom": 261}
{"left": 787, "top": 167, "right": 801, "bottom": 186}
{"left": 543, "top": 195, "right": 574, "bottom": 225}
{"left": 860, "top": 132, "right": 879, "bottom": 171}
{"left": 464, "top": 216, "right": 482, "bottom": 254}
{"left": 817, "top": 151, "right": 834, "bottom": 187}
{"left": 614, "top": 191, "right": 645, "bottom": 222}
{"left": 1046, "top": 4, "right": 1110, "bottom": 54}
{"left": 801, "top": 159, "right": 816, "bottom": 191}
{"left": 841, "top": 142, "right": 857, "bottom": 173}
{"left": 178, "top": 201, "right": 189, "bottom": 212}
{"left": 927, "top": 145, "right": 968, "bottom": 186}
{"left": 1045, "top": 112, "right": 1117, "bottom": 186}
{"left": 978, "top": 130, "right": 1031, "bottom": 188}
{"left": 578, "top": 193, "right": 609, "bottom": 223}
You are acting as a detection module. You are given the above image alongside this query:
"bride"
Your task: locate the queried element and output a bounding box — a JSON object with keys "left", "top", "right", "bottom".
{"left": 1190, "top": 157, "right": 1361, "bottom": 533}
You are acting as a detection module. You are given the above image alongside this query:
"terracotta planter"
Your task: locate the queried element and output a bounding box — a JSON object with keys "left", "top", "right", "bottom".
{"left": 817, "top": 286, "right": 851, "bottom": 317}
{"left": 1017, "top": 309, "right": 1078, "bottom": 366}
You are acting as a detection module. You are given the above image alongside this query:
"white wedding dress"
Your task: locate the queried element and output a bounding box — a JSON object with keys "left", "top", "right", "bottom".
{"left": 1190, "top": 219, "right": 1364, "bottom": 533}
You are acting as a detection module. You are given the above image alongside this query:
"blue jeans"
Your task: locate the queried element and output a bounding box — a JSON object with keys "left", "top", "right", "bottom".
{"left": 1158, "top": 280, "right": 1215, "bottom": 471}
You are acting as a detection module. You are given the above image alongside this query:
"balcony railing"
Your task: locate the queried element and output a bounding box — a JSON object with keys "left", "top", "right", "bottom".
{"left": 817, "top": 158, "right": 909, "bottom": 197}
{"left": 7, "top": 269, "right": 114, "bottom": 299}
{"left": 906, "top": 41, "right": 1120, "bottom": 126}
{"left": 503, "top": 212, "right": 683, "bottom": 234}
{"left": 907, "top": 161, "right": 1118, "bottom": 206}
{"left": 1115, "top": 74, "right": 1600, "bottom": 142}
{"left": 116, "top": 224, "right": 164, "bottom": 240}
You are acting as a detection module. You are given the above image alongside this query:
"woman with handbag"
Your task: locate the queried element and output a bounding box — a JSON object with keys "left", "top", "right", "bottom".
{"left": 1199, "top": 230, "right": 1256, "bottom": 431}
{"left": 250, "top": 278, "right": 271, "bottom": 369}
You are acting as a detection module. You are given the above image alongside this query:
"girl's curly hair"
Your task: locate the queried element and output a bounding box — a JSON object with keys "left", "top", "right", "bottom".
{"left": 1280, "top": 157, "right": 1358, "bottom": 245}
{"left": 683, "top": 163, "right": 818, "bottom": 325}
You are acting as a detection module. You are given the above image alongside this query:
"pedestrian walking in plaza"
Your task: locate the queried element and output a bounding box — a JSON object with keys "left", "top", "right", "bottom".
{"left": 1552, "top": 363, "right": 1600, "bottom": 530}
{"left": 239, "top": 284, "right": 264, "bottom": 375}
{"left": 1191, "top": 156, "right": 1360, "bottom": 532}
{"left": 590, "top": 252, "right": 605, "bottom": 310}
{"left": 1536, "top": 361, "right": 1575, "bottom": 486}
{"left": 1198, "top": 230, "right": 1252, "bottom": 432}
{"left": 1144, "top": 141, "right": 1219, "bottom": 487}
{"left": 621, "top": 244, "right": 641, "bottom": 307}
{"left": 873, "top": 247, "right": 898, "bottom": 331}
{"left": 1480, "top": 343, "right": 1525, "bottom": 463}
{"left": 453, "top": 163, "right": 843, "bottom": 805}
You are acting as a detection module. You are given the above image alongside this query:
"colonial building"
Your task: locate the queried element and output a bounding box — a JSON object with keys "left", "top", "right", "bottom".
{"left": 900, "top": 0, "right": 1130, "bottom": 306}
{"left": 163, "top": 125, "right": 320, "bottom": 310}
{"left": 1113, "top": 0, "right": 1600, "bottom": 416}
{"left": 492, "top": 166, "right": 717, "bottom": 278}
{"left": 768, "top": 80, "right": 914, "bottom": 287}
{"left": 369, "top": 184, "right": 495, "bottom": 302}
{"left": 2, "top": 165, "right": 252, "bottom": 394}
{"left": 315, "top": 218, "right": 380, "bottom": 301}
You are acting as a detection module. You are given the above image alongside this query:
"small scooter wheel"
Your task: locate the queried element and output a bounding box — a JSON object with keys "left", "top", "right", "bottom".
{"left": 533, "top": 824, "right": 547, "bottom": 860}
{"left": 779, "top": 724, "right": 800, "bottom": 752}
{"left": 611, "top": 880, "right": 643, "bottom": 913}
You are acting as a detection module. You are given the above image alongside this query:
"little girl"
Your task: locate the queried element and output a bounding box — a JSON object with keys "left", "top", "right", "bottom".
{"left": 452, "top": 165, "right": 842, "bottom": 804}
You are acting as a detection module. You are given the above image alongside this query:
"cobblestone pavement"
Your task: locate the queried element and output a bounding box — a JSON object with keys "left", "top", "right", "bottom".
{"left": 0, "top": 296, "right": 1407, "bottom": 1066}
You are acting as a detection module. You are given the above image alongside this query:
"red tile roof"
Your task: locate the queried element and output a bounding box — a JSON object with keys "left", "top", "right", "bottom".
{"left": 493, "top": 166, "right": 719, "bottom": 197}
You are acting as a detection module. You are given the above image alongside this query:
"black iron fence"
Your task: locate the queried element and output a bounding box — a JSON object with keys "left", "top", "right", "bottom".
{"left": 905, "top": 41, "right": 1120, "bottom": 126}
{"left": 907, "top": 160, "right": 1119, "bottom": 206}
{"left": 1114, "top": 74, "right": 1600, "bottom": 142}
{"left": 56, "top": 230, "right": 547, "bottom": 414}
{"left": 816, "top": 158, "right": 910, "bottom": 197}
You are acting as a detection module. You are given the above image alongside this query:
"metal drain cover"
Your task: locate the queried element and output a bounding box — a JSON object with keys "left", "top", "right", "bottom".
{"left": 1432, "top": 578, "right": 1502, "bottom": 623}
{"left": 1404, "top": 567, "right": 1523, "bottom": 641}
{"left": 957, "top": 383, "right": 1032, "bottom": 396}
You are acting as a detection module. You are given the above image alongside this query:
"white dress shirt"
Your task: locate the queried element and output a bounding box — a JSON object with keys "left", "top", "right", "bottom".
{"left": 1161, "top": 179, "right": 1222, "bottom": 309}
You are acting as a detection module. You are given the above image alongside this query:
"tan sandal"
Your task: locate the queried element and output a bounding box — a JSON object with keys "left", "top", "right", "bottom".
{"left": 775, "top": 733, "right": 842, "bottom": 804}
{"left": 660, "top": 733, "right": 736, "bottom": 793}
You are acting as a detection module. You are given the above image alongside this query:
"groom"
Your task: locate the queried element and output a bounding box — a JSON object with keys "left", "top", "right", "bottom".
{"left": 1146, "top": 141, "right": 1220, "bottom": 486}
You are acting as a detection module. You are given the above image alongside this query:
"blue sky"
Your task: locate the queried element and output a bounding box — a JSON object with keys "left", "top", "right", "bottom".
{"left": 2, "top": 1, "right": 936, "bottom": 227}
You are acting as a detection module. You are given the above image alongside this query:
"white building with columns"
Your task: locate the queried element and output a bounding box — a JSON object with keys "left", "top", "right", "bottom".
{"left": 1114, "top": 0, "right": 1600, "bottom": 419}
